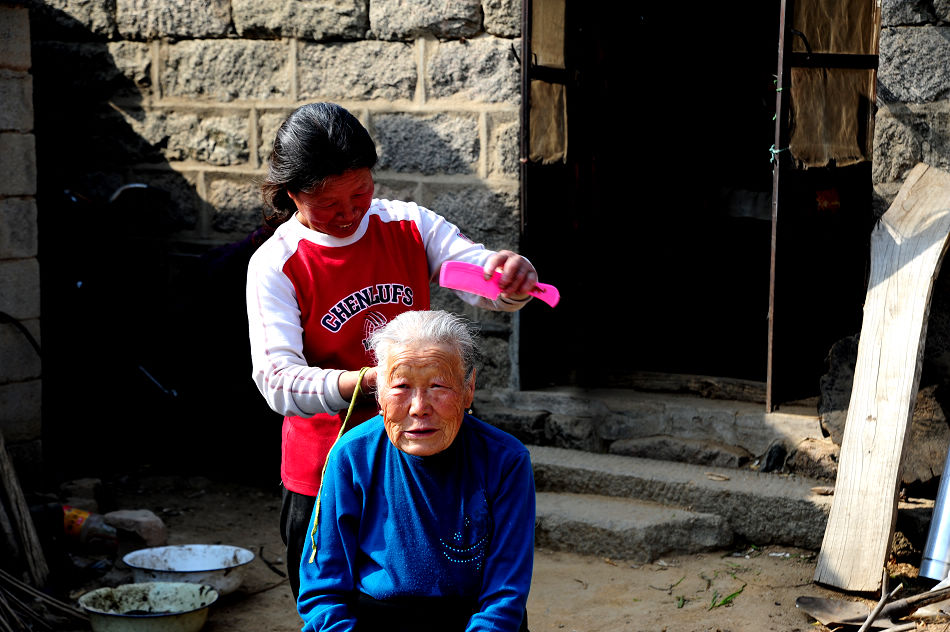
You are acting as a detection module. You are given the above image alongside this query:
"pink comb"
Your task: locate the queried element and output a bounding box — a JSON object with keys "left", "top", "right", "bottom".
{"left": 439, "top": 261, "right": 560, "bottom": 308}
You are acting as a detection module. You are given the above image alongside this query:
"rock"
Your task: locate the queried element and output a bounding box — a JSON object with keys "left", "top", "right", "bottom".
{"left": 879, "top": 26, "right": 950, "bottom": 104}
{"left": 897, "top": 497, "right": 936, "bottom": 554}
{"left": 892, "top": 529, "right": 919, "bottom": 562}
{"left": 104, "top": 509, "right": 168, "bottom": 547}
{"left": 472, "top": 401, "right": 548, "bottom": 445}
{"left": 786, "top": 437, "right": 839, "bottom": 482}
{"left": 819, "top": 335, "right": 950, "bottom": 485}
{"left": 760, "top": 442, "right": 788, "bottom": 473}
{"left": 818, "top": 335, "right": 858, "bottom": 446}
{"left": 902, "top": 384, "right": 950, "bottom": 485}
{"left": 881, "top": 0, "right": 935, "bottom": 26}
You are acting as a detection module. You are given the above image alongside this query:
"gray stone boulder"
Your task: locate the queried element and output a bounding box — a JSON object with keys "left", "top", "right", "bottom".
{"left": 879, "top": 26, "right": 950, "bottom": 103}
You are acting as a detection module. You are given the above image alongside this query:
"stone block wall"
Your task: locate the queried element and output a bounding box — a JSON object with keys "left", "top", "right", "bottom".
{"left": 875, "top": 0, "right": 950, "bottom": 211}
{"left": 23, "top": 0, "right": 523, "bottom": 431}
{"left": 0, "top": 2, "right": 43, "bottom": 483}
{"left": 0, "top": 0, "right": 525, "bottom": 481}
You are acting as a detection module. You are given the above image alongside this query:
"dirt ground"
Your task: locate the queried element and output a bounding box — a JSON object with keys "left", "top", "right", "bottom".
{"left": 61, "top": 473, "right": 950, "bottom": 632}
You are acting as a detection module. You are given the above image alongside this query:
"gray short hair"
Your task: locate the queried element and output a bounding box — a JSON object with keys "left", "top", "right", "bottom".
{"left": 368, "top": 310, "right": 479, "bottom": 385}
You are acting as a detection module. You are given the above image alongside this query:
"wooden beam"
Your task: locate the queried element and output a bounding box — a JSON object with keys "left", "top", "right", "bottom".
{"left": 815, "top": 163, "right": 950, "bottom": 591}
{"left": 0, "top": 431, "right": 48, "bottom": 587}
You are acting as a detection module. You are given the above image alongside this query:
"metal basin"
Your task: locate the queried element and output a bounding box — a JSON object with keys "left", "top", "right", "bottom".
{"left": 78, "top": 582, "right": 218, "bottom": 632}
{"left": 123, "top": 544, "right": 255, "bottom": 596}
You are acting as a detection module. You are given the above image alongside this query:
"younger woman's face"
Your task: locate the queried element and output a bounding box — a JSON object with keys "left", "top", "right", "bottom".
{"left": 288, "top": 168, "right": 374, "bottom": 238}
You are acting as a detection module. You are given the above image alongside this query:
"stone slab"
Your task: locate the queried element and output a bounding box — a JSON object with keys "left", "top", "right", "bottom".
{"left": 478, "top": 388, "right": 824, "bottom": 459}
{"left": 535, "top": 491, "right": 732, "bottom": 562}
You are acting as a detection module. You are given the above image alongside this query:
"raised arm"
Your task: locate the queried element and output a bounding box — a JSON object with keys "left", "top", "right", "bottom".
{"left": 414, "top": 204, "right": 536, "bottom": 312}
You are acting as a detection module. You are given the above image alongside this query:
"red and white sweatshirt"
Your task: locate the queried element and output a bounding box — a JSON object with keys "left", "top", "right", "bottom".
{"left": 246, "top": 198, "right": 527, "bottom": 495}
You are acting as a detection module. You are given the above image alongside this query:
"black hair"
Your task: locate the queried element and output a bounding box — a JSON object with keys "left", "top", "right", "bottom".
{"left": 261, "top": 103, "right": 378, "bottom": 228}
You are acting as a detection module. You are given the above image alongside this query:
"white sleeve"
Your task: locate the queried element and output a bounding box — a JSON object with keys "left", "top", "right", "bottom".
{"left": 246, "top": 252, "right": 350, "bottom": 418}
{"left": 415, "top": 206, "right": 532, "bottom": 313}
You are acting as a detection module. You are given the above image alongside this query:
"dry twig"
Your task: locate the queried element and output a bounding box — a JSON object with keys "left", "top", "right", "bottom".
{"left": 857, "top": 569, "right": 902, "bottom": 632}
{"left": 0, "top": 566, "right": 87, "bottom": 625}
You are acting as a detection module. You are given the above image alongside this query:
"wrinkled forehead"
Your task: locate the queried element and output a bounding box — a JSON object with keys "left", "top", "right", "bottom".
{"left": 381, "top": 343, "right": 465, "bottom": 381}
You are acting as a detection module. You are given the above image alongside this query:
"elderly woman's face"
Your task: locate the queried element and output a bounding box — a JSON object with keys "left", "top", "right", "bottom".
{"left": 379, "top": 342, "right": 475, "bottom": 457}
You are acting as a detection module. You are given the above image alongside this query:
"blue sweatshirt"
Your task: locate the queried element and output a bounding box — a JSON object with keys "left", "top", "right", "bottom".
{"left": 298, "top": 414, "right": 535, "bottom": 632}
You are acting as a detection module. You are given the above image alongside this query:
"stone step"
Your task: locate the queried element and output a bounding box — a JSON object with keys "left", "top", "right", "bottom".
{"left": 529, "top": 445, "right": 832, "bottom": 550}
{"left": 535, "top": 491, "right": 733, "bottom": 561}
{"left": 476, "top": 387, "right": 824, "bottom": 466}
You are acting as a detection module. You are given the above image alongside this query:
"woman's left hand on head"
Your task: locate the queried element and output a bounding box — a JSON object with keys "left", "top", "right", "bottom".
{"left": 483, "top": 250, "right": 538, "bottom": 299}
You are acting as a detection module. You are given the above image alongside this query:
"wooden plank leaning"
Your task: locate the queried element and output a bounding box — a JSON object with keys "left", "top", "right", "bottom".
{"left": 815, "top": 163, "right": 950, "bottom": 591}
{"left": 0, "top": 430, "right": 48, "bottom": 587}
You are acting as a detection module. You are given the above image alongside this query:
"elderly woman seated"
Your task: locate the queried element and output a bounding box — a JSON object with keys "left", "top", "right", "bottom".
{"left": 297, "top": 310, "right": 535, "bottom": 632}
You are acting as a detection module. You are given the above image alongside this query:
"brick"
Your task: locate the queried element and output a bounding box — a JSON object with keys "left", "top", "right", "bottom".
{"left": 484, "top": 0, "right": 521, "bottom": 37}
{"left": 426, "top": 36, "right": 521, "bottom": 104}
{"left": 880, "top": 26, "right": 950, "bottom": 103}
{"left": 0, "top": 71, "right": 33, "bottom": 132}
{"left": 116, "top": 109, "right": 250, "bottom": 166}
{"left": 881, "top": 0, "right": 934, "bottom": 26}
{"left": 298, "top": 41, "right": 416, "bottom": 102}
{"left": 108, "top": 41, "right": 153, "bottom": 94}
{"left": 29, "top": 0, "right": 117, "bottom": 40}
{"left": 232, "top": 0, "right": 368, "bottom": 40}
{"left": 0, "top": 258, "right": 39, "bottom": 319}
{"left": 488, "top": 114, "right": 520, "bottom": 178}
{"left": 0, "top": 133, "right": 36, "bottom": 196}
{"left": 259, "top": 109, "right": 294, "bottom": 167}
{"left": 423, "top": 183, "right": 520, "bottom": 249}
{"left": 117, "top": 0, "right": 231, "bottom": 40}
{"left": 0, "top": 6, "right": 31, "bottom": 71}
{"left": 207, "top": 176, "right": 265, "bottom": 236}
{"left": 0, "top": 318, "right": 41, "bottom": 382}
{"left": 0, "top": 197, "right": 38, "bottom": 259}
{"left": 873, "top": 102, "right": 950, "bottom": 184}
{"left": 162, "top": 40, "right": 291, "bottom": 102}
{"left": 0, "top": 380, "right": 41, "bottom": 442}
{"left": 374, "top": 112, "right": 480, "bottom": 175}
{"left": 32, "top": 42, "right": 149, "bottom": 102}
{"left": 370, "top": 0, "right": 481, "bottom": 40}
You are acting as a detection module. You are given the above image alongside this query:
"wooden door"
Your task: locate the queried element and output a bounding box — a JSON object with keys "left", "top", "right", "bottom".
{"left": 767, "top": 0, "right": 880, "bottom": 409}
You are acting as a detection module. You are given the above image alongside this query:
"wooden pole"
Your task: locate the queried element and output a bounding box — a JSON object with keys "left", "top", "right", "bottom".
{"left": 0, "top": 431, "right": 48, "bottom": 587}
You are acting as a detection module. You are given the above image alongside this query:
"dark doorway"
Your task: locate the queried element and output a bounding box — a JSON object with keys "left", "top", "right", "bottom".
{"left": 520, "top": 3, "right": 781, "bottom": 390}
